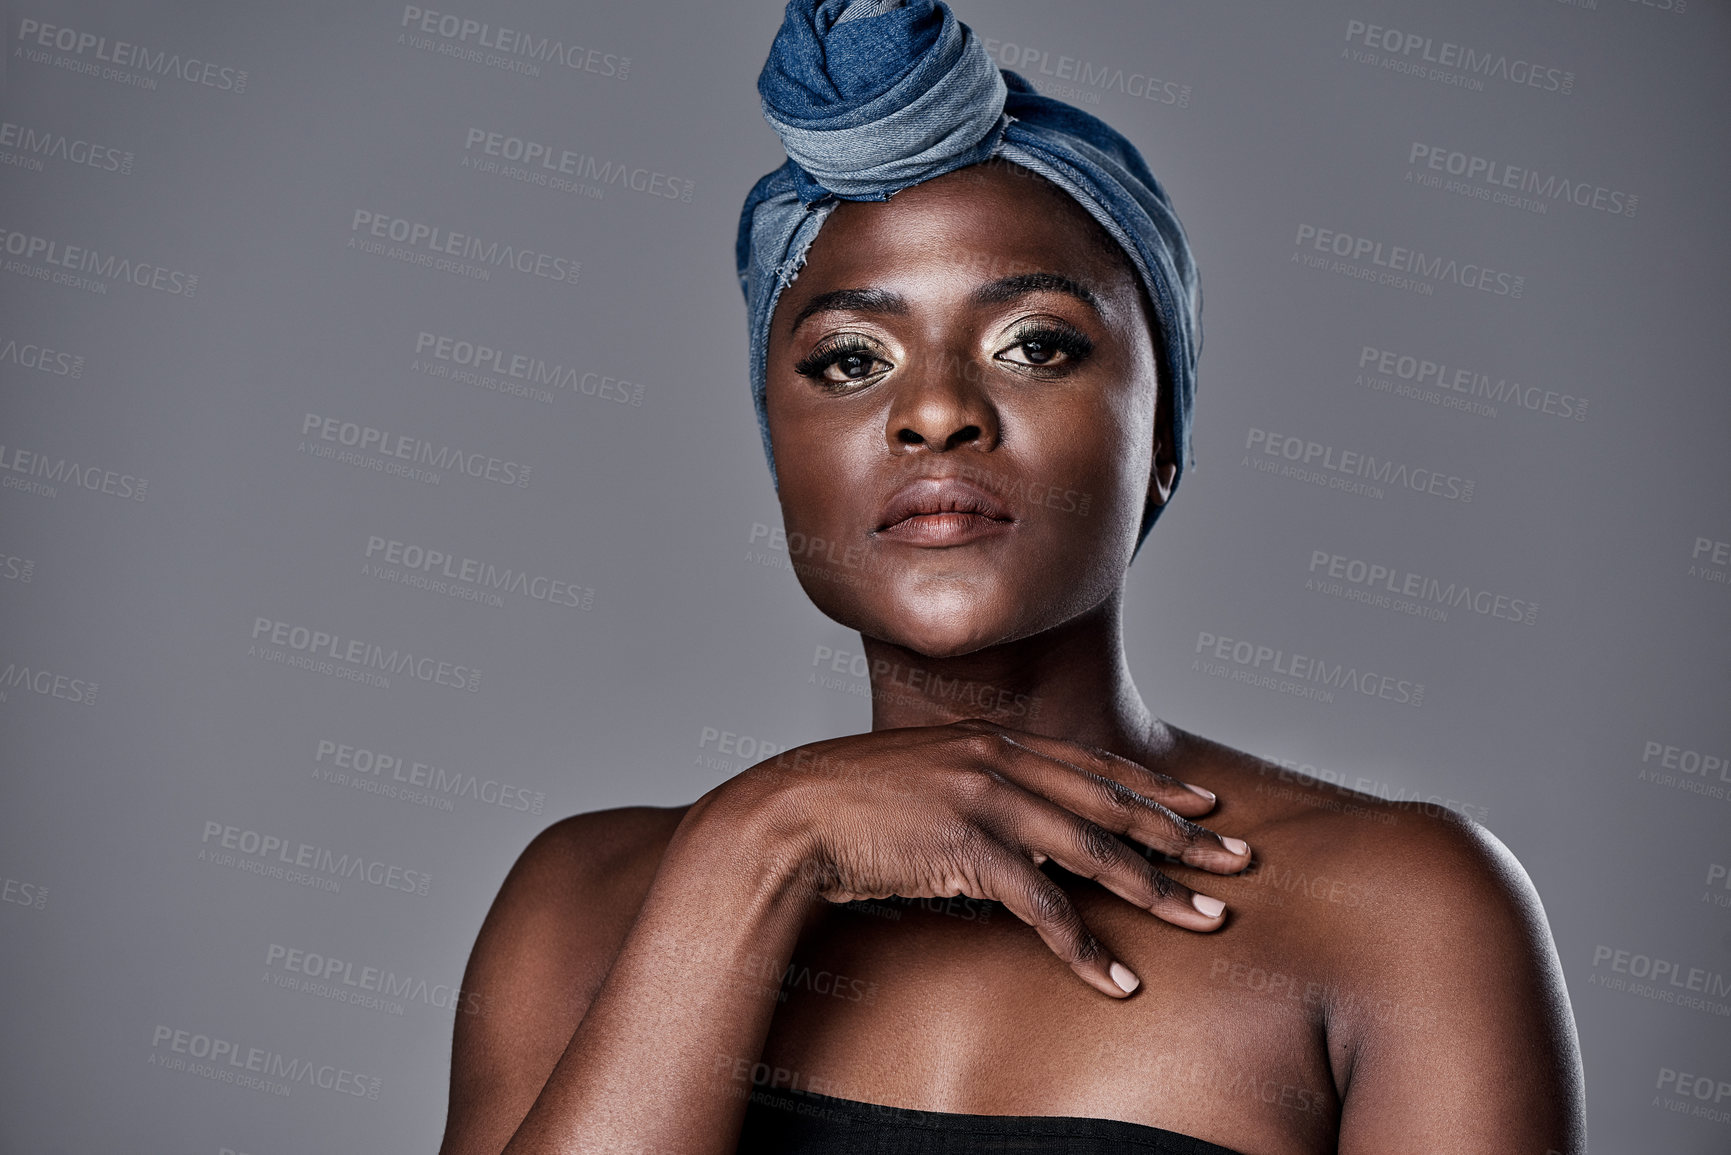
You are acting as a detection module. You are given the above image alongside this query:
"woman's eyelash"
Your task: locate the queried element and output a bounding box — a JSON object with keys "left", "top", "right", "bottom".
{"left": 793, "top": 324, "right": 1092, "bottom": 382}
{"left": 794, "top": 336, "right": 886, "bottom": 380}
{"left": 1003, "top": 323, "right": 1094, "bottom": 366}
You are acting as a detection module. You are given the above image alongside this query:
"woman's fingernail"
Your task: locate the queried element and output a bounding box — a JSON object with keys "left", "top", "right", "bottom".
{"left": 1183, "top": 782, "right": 1216, "bottom": 803}
{"left": 1221, "top": 837, "right": 1249, "bottom": 856}
{"left": 1109, "top": 961, "right": 1141, "bottom": 994}
{"left": 1192, "top": 893, "right": 1226, "bottom": 919}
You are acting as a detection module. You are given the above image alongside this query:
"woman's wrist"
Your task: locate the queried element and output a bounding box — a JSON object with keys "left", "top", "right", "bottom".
{"left": 665, "top": 773, "right": 825, "bottom": 916}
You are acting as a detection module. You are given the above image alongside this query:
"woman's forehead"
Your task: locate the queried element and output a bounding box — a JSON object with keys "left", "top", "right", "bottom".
{"left": 794, "top": 163, "right": 1139, "bottom": 303}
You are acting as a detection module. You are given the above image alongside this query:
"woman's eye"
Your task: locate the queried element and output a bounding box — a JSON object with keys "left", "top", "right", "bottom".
{"left": 996, "top": 326, "right": 1091, "bottom": 372}
{"left": 824, "top": 351, "right": 886, "bottom": 382}
{"left": 795, "top": 340, "right": 891, "bottom": 385}
{"left": 1006, "top": 338, "right": 1062, "bottom": 366}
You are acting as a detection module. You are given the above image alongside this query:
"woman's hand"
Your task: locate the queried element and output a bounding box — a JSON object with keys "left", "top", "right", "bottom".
{"left": 713, "top": 719, "right": 1252, "bottom": 1000}
{"left": 446, "top": 721, "right": 1249, "bottom": 1155}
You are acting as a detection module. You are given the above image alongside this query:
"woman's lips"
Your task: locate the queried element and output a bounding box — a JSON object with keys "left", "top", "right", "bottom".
{"left": 873, "top": 477, "right": 1016, "bottom": 546}
{"left": 876, "top": 510, "right": 1016, "bottom": 546}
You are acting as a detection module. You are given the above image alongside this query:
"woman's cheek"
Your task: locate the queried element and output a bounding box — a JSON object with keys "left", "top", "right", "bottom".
{"left": 1048, "top": 409, "right": 1149, "bottom": 538}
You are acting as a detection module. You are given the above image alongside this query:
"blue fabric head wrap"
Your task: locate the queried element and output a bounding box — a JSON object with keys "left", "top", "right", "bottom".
{"left": 737, "top": 0, "right": 1201, "bottom": 550}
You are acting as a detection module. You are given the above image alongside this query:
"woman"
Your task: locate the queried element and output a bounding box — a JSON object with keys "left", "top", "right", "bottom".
{"left": 438, "top": 2, "right": 1585, "bottom": 1152}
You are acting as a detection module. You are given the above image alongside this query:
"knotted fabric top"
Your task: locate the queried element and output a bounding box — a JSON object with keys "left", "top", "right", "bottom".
{"left": 737, "top": 0, "right": 1201, "bottom": 550}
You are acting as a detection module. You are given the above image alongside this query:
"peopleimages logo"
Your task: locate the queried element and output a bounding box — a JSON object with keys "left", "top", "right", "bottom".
{"left": 1637, "top": 737, "right": 1730, "bottom": 804}
{"left": 1407, "top": 143, "right": 1636, "bottom": 218}
{"left": 398, "top": 6, "right": 629, "bottom": 79}
{"left": 1306, "top": 550, "right": 1538, "bottom": 626}
{"left": 364, "top": 535, "right": 593, "bottom": 611}
{"left": 1194, "top": 629, "right": 1425, "bottom": 708}
{"left": 0, "top": 120, "right": 133, "bottom": 175}
{"left": 148, "top": 1024, "right": 379, "bottom": 1100}
{"left": 1587, "top": 944, "right": 1731, "bottom": 1016}
{"left": 0, "top": 333, "right": 84, "bottom": 377}
{"left": 347, "top": 210, "right": 580, "bottom": 286}
{"left": 462, "top": 129, "right": 693, "bottom": 202}
{"left": 1293, "top": 224, "right": 1524, "bottom": 298}
{"left": 979, "top": 37, "right": 1190, "bottom": 106}
{"left": 1641, "top": 740, "right": 1728, "bottom": 780}
{"left": 414, "top": 331, "right": 645, "bottom": 405}
{"left": 1, "top": 873, "right": 48, "bottom": 910}
{"left": 1688, "top": 536, "right": 1730, "bottom": 589}
{"left": 15, "top": 18, "right": 249, "bottom": 92}
{"left": 313, "top": 737, "right": 547, "bottom": 815}
{"left": 697, "top": 725, "right": 790, "bottom": 772}
{"left": 265, "top": 942, "right": 482, "bottom": 1015}
{"left": 300, "top": 412, "right": 531, "bottom": 488}
{"left": 0, "top": 441, "right": 147, "bottom": 501}
{"left": 0, "top": 550, "right": 35, "bottom": 583}
{"left": 1356, "top": 345, "right": 1587, "bottom": 422}
{"left": 1244, "top": 428, "right": 1475, "bottom": 504}
{"left": 0, "top": 226, "right": 197, "bottom": 296}
{"left": 248, "top": 616, "right": 482, "bottom": 692}
{"left": 1655, "top": 1067, "right": 1731, "bottom": 1126}
{"left": 1704, "top": 863, "right": 1731, "bottom": 910}
{"left": 199, "top": 820, "right": 433, "bottom": 896}
{"left": 1342, "top": 19, "right": 1574, "bottom": 95}
{"left": 0, "top": 658, "right": 97, "bottom": 705}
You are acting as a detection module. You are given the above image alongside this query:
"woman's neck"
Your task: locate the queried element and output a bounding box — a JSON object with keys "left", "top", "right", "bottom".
{"left": 861, "top": 594, "right": 1162, "bottom": 757}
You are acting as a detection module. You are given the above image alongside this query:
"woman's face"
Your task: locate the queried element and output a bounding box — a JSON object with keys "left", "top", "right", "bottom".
{"left": 765, "top": 161, "right": 1174, "bottom": 659}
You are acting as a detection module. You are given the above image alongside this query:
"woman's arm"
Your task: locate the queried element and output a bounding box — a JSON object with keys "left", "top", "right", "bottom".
{"left": 486, "top": 788, "right": 817, "bottom": 1155}
{"left": 436, "top": 797, "right": 801, "bottom": 1155}
{"left": 438, "top": 722, "right": 1253, "bottom": 1155}
{"left": 1334, "top": 808, "right": 1586, "bottom": 1154}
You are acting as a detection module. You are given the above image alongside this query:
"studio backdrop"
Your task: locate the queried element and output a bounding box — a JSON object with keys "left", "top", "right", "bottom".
{"left": 1, "top": 0, "right": 1727, "bottom": 1151}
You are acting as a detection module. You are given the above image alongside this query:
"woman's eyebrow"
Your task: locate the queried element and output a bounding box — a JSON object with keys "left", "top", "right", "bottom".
{"left": 788, "top": 288, "right": 908, "bottom": 335}
{"left": 789, "top": 272, "right": 1101, "bottom": 337}
{"left": 971, "top": 271, "right": 1101, "bottom": 313}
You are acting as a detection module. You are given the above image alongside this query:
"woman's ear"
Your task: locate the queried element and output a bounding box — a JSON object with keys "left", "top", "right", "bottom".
{"left": 1146, "top": 388, "right": 1178, "bottom": 508}
{"left": 1148, "top": 452, "right": 1178, "bottom": 508}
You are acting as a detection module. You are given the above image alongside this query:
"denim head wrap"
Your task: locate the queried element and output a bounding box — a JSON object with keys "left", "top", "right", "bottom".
{"left": 737, "top": 0, "right": 1200, "bottom": 549}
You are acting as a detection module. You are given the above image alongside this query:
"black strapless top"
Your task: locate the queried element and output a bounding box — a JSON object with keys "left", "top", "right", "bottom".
{"left": 737, "top": 1085, "right": 1246, "bottom": 1153}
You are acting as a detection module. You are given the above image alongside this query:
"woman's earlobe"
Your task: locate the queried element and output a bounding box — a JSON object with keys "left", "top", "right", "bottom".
{"left": 1147, "top": 446, "right": 1178, "bottom": 508}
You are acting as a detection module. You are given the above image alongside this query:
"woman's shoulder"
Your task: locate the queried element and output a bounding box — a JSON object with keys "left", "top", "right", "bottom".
{"left": 1166, "top": 727, "right": 1557, "bottom": 987}
{"left": 477, "top": 803, "right": 689, "bottom": 941}
{"left": 471, "top": 804, "right": 693, "bottom": 1001}
{"left": 1170, "top": 724, "right": 1522, "bottom": 897}
{"left": 1158, "top": 729, "right": 1583, "bottom": 1143}
{"left": 446, "top": 803, "right": 702, "bottom": 1149}
{"left": 1167, "top": 726, "right": 1567, "bottom": 1035}
{"left": 513, "top": 803, "right": 692, "bottom": 888}
{"left": 444, "top": 803, "right": 695, "bottom": 1134}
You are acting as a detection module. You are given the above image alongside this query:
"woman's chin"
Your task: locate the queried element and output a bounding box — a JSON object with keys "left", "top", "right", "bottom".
{"left": 857, "top": 597, "right": 1030, "bottom": 661}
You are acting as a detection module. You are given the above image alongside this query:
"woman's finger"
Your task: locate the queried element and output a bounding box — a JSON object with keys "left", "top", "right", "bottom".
{"left": 951, "top": 718, "right": 1221, "bottom": 819}
{"left": 950, "top": 724, "right": 1251, "bottom": 875}
{"left": 975, "top": 778, "right": 1231, "bottom": 932}
{"left": 973, "top": 841, "right": 1142, "bottom": 999}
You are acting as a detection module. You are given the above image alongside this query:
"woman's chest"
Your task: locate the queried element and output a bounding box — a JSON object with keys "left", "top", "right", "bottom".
{"left": 754, "top": 881, "right": 1348, "bottom": 1155}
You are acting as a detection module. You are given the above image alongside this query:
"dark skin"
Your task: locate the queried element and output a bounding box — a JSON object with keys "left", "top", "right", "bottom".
{"left": 437, "top": 163, "right": 1586, "bottom": 1155}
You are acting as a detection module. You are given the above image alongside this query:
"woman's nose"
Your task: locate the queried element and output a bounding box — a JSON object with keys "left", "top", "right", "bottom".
{"left": 885, "top": 348, "right": 1000, "bottom": 454}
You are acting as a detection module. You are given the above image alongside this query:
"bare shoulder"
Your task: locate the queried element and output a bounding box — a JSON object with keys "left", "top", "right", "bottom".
{"left": 1168, "top": 727, "right": 1584, "bottom": 1150}
{"left": 439, "top": 805, "right": 689, "bottom": 1155}
{"left": 1168, "top": 726, "right": 1566, "bottom": 1023}
{"left": 504, "top": 804, "right": 692, "bottom": 908}
{"left": 1171, "top": 725, "right": 1534, "bottom": 912}
{"left": 465, "top": 803, "right": 691, "bottom": 1010}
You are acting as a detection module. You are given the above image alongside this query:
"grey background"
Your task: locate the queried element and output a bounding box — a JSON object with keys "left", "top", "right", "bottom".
{"left": 1, "top": 0, "right": 1728, "bottom": 1151}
